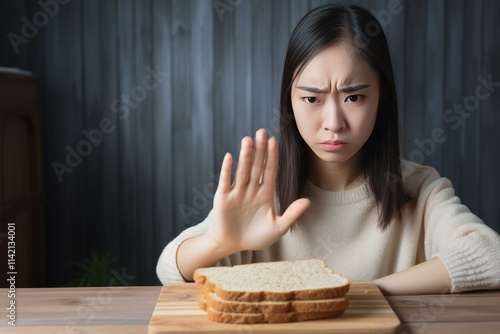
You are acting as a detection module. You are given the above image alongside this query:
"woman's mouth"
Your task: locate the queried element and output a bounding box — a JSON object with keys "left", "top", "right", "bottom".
{"left": 320, "top": 140, "right": 346, "bottom": 152}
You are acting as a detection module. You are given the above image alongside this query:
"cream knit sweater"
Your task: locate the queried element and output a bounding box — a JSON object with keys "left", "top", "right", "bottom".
{"left": 156, "top": 160, "right": 500, "bottom": 293}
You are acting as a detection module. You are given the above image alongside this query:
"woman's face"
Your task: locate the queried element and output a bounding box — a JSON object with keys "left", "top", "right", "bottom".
{"left": 291, "top": 43, "right": 380, "bottom": 169}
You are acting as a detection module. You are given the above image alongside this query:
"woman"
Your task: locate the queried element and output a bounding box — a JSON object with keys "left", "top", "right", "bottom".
{"left": 156, "top": 4, "right": 500, "bottom": 295}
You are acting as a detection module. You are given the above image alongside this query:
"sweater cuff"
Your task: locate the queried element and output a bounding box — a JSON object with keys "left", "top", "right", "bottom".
{"left": 156, "top": 236, "right": 190, "bottom": 284}
{"left": 436, "top": 231, "right": 500, "bottom": 293}
{"left": 156, "top": 225, "right": 211, "bottom": 285}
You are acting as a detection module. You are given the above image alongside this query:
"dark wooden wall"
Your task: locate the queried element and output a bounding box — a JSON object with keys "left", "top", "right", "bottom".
{"left": 1, "top": 0, "right": 499, "bottom": 286}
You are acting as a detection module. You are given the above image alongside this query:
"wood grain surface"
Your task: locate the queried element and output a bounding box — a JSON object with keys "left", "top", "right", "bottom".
{"left": 148, "top": 282, "right": 401, "bottom": 333}
{"left": 1, "top": 285, "right": 499, "bottom": 333}
{"left": 0, "top": 286, "right": 161, "bottom": 333}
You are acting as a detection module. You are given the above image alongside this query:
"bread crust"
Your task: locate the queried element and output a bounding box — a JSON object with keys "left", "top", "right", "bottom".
{"left": 205, "top": 292, "right": 349, "bottom": 314}
{"left": 193, "top": 259, "right": 350, "bottom": 302}
{"left": 206, "top": 307, "right": 346, "bottom": 324}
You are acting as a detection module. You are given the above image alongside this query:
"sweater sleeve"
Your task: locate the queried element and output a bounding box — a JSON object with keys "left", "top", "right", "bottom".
{"left": 156, "top": 210, "right": 252, "bottom": 285}
{"left": 420, "top": 172, "right": 500, "bottom": 293}
{"left": 156, "top": 211, "right": 213, "bottom": 285}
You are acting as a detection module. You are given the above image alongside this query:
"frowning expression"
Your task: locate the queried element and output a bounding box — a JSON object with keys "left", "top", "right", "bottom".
{"left": 291, "top": 43, "right": 380, "bottom": 167}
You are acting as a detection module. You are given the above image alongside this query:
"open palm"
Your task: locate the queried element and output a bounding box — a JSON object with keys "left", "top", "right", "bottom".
{"left": 208, "top": 129, "right": 311, "bottom": 254}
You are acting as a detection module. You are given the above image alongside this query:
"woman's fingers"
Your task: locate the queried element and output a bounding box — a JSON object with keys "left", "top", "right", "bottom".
{"left": 249, "top": 129, "right": 267, "bottom": 186}
{"left": 262, "top": 136, "right": 278, "bottom": 188}
{"left": 218, "top": 152, "right": 233, "bottom": 193}
{"left": 233, "top": 136, "right": 253, "bottom": 188}
{"left": 213, "top": 129, "right": 306, "bottom": 252}
{"left": 230, "top": 129, "right": 275, "bottom": 193}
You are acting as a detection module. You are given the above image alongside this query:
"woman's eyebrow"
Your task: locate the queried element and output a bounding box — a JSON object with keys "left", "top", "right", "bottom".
{"left": 338, "top": 84, "right": 371, "bottom": 93}
{"left": 296, "top": 84, "right": 371, "bottom": 94}
{"left": 296, "top": 86, "right": 328, "bottom": 93}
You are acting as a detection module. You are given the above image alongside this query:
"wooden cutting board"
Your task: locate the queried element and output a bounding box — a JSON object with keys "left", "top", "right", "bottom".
{"left": 148, "top": 282, "right": 401, "bottom": 333}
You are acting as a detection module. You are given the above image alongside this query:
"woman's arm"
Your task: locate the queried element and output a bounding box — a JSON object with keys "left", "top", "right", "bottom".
{"left": 410, "top": 167, "right": 500, "bottom": 293}
{"left": 176, "top": 129, "right": 310, "bottom": 282}
{"left": 176, "top": 231, "right": 235, "bottom": 282}
{"left": 374, "top": 257, "right": 451, "bottom": 295}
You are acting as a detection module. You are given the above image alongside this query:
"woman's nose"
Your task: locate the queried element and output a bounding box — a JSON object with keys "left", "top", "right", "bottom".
{"left": 324, "top": 101, "right": 346, "bottom": 132}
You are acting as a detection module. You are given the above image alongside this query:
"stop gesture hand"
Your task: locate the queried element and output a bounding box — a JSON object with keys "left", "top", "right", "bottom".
{"left": 208, "top": 129, "right": 311, "bottom": 254}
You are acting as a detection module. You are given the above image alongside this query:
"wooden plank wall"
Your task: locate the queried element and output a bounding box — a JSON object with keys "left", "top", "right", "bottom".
{"left": 0, "top": 0, "right": 499, "bottom": 286}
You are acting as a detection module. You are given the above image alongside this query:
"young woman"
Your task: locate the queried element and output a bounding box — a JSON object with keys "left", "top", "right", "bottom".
{"left": 156, "top": 4, "right": 500, "bottom": 295}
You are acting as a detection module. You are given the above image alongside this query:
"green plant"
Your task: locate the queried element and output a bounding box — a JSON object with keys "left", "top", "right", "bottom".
{"left": 69, "top": 251, "right": 124, "bottom": 287}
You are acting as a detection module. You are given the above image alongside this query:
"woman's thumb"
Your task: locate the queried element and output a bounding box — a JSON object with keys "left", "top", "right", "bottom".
{"left": 276, "top": 198, "right": 311, "bottom": 233}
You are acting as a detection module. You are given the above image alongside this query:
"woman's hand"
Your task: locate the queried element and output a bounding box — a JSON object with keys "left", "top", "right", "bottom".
{"left": 176, "top": 129, "right": 310, "bottom": 281}
{"left": 208, "top": 129, "right": 311, "bottom": 254}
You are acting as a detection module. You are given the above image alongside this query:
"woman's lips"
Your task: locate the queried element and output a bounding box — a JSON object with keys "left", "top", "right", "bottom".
{"left": 320, "top": 140, "right": 346, "bottom": 152}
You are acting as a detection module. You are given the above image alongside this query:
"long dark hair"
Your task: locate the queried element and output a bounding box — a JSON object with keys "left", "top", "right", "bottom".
{"left": 276, "top": 4, "right": 411, "bottom": 230}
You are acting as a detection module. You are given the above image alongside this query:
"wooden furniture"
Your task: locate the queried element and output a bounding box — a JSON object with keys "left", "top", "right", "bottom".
{"left": 0, "top": 72, "right": 45, "bottom": 288}
{"left": 149, "top": 282, "right": 400, "bottom": 333}
{"left": 0, "top": 284, "right": 499, "bottom": 333}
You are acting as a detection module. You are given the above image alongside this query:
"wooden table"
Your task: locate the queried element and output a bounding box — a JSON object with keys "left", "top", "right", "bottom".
{"left": 0, "top": 285, "right": 499, "bottom": 333}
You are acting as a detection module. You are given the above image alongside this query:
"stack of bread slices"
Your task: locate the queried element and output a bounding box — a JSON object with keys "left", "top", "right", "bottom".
{"left": 193, "top": 258, "right": 350, "bottom": 324}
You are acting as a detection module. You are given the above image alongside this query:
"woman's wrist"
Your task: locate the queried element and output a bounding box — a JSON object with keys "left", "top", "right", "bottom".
{"left": 373, "top": 257, "right": 451, "bottom": 295}
{"left": 201, "top": 228, "right": 240, "bottom": 259}
{"left": 176, "top": 231, "right": 237, "bottom": 281}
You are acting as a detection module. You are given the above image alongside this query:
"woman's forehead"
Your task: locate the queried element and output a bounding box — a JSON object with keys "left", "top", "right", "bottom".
{"left": 294, "top": 44, "right": 376, "bottom": 87}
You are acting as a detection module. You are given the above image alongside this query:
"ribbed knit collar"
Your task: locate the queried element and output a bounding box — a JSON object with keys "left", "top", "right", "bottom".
{"left": 302, "top": 179, "right": 372, "bottom": 205}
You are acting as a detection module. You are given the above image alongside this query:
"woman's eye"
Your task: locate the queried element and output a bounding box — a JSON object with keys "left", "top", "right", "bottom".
{"left": 304, "top": 97, "right": 319, "bottom": 104}
{"left": 345, "top": 95, "right": 362, "bottom": 103}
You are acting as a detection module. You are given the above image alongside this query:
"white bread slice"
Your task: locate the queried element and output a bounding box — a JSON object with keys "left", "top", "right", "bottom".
{"left": 194, "top": 259, "right": 350, "bottom": 302}
{"left": 203, "top": 292, "right": 349, "bottom": 314}
{"left": 206, "top": 306, "right": 346, "bottom": 324}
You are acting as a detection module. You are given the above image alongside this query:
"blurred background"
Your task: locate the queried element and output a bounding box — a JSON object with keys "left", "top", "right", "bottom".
{"left": 0, "top": 0, "right": 498, "bottom": 287}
